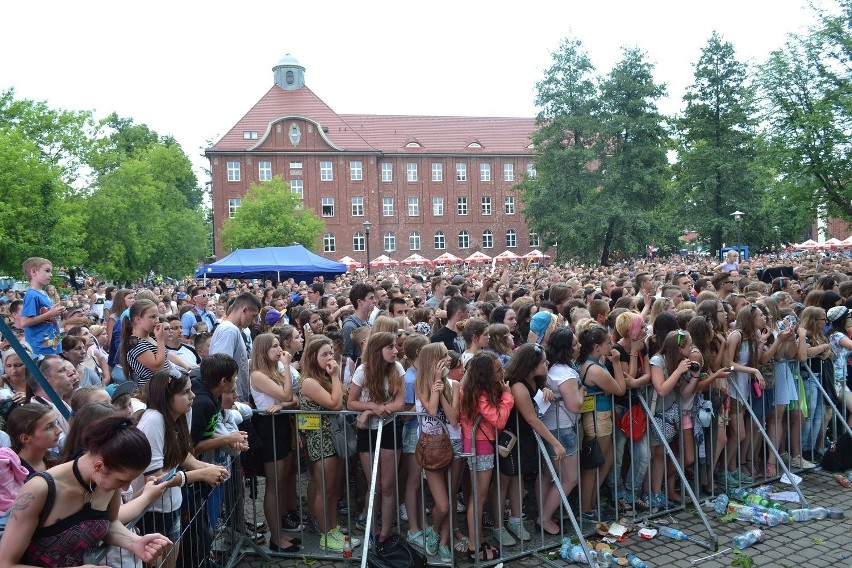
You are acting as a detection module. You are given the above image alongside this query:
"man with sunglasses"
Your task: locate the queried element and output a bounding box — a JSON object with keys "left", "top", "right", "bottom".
{"left": 711, "top": 272, "right": 735, "bottom": 300}
{"left": 182, "top": 285, "right": 218, "bottom": 340}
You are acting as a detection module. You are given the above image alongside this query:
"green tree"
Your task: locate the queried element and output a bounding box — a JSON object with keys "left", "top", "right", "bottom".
{"left": 596, "top": 47, "right": 671, "bottom": 264}
{"left": 221, "top": 177, "right": 324, "bottom": 251}
{"left": 674, "top": 32, "right": 761, "bottom": 254}
{"left": 759, "top": 0, "right": 852, "bottom": 226}
{"left": 518, "top": 37, "right": 603, "bottom": 263}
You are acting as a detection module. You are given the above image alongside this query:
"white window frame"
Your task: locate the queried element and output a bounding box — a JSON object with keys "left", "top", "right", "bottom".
{"left": 456, "top": 163, "right": 467, "bottom": 182}
{"left": 227, "top": 161, "right": 240, "bottom": 182}
{"left": 258, "top": 161, "right": 272, "bottom": 181}
{"left": 530, "top": 232, "right": 541, "bottom": 247}
{"left": 350, "top": 161, "right": 363, "bottom": 181}
{"left": 243, "top": 131, "right": 258, "bottom": 140}
{"left": 434, "top": 231, "right": 446, "bottom": 250}
{"left": 407, "top": 196, "right": 419, "bottom": 216}
{"left": 320, "top": 161, "right": 333, "bottom": 181}
{"left": 504, "top": 196, "right": 516, "bottom": 214}
{"left": 382, "top": 197, "right": 394, "bottom": 217}
{"left": 527, "top": 163, "right": 537, "bottom": 178}
{"left": 458, "top": 230, "right": 470, "bottom": 249}
{"left": 323, "top": 233, "right": 336, "bottom": 253}
{"left": 506, "top": 229, "right": 517, "bottom": 248}
{"left": 480, "top": 163, "right": 491, "bottom": 182}
{"left": 409, "top": 232, "right": 421, "bottom": 251}
{"left": 482, "top": 230, "right": 494, "bottom": 249}
{"left": 321, "top": 197, "right": 334, "bottom": 217}
{"left": 481, "top": 196, "right": 492, "bottom": 216}
{"left": 457, "top": 196, "right": 468, "bottom": 216}
{"left": 383, "top": 232, "right": 396, "bottom": 252}
{"left": 432, "top": 197, "right": 444, "bottom": 216}
{"left": 351, "top": 196, "right": 364, "bottom": 217}
{"left": 228, "top": 198, "right": 241, "bottom": 218}
{"left": 381, "top": 162, "right": 393, "bottom": 182}
{"left": 431, "top": 163, "right": 443, "bottom": 182}
{"left": 503, "top": 163, "right": 514, "bottom": 181}
{"left": 406, "top": 163, "right": 418, "bottom": 182}
{"left": 290, "top": 179, "right": 303, "bottom": 199}
{"left": 353, "top": 232, "right": 365, "bottom": 252}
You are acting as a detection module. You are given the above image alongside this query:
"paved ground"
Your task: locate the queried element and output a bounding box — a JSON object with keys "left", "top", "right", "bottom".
{"left": 229, "top": 467, "right": 852, "bottom": 567}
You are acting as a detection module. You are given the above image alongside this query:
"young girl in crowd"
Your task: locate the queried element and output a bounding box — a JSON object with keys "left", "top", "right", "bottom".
{"left": 347, "top": 331, "right": 406, "bottom": 543}
{"left": 249, "top": 333, "right": 301, "bottom": 552}
{"left": 121, "top": 299, "right": 169, "bottom": 388}
{"left": 414, "top": 342, "right": 459, "bottom": 562}
{"left": 460, "top": 318, "right": 489, "bottom": 367}
{"left": 460, "top": 351, "right": 513, "bottom": 562}
{"left": 7, "top": 404, "right": 58, "bottom": 474}
{"left": 797, "top": 306, "right": 832, "bottom": 463}
{"left": 487, "top": 323, "right": 514, "bottom": 367}
{"left": 299, "top": 335, "right": 362, "bottom": 552}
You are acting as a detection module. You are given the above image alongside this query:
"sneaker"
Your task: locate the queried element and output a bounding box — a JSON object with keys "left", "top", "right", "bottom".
{"left": 482, "top": 511, "right": 494, "bottom": 529}
{"left": 399, "top": 503, "right": 409, "bottom": 522}
{"left": 320, "top": 529, "right": 346, "bottom": 551}
{"left": 720, "top": 471, "right": 742, "bottom": 487}
{"left": 425, "top": 528, "right": 439, "bottom": 556}
{"left": 356, "top": 512, "right": 369, "bottom": 532}
{"left": 281, "top": 511, "right": 303, "bottom": 532}
{"left": 580, "top": 510, "right": 596, "bottom": 522}
{"left": 649, "top": 492, "right": 668, "bottom": 513}
{"left": 736, "top": 470, "right": 754, "bottom": 484}
{"left": 456, "top": 497, "right": 466, "bottom": 513}
{"left": 779, "top": 452, "right": 790, "bottom": 462}
{"left": 492, "top": 526, "right": 516, "bottom": 547}
{"left": 407, "top": 529, "right": 428, "bottom": 549}
{"left": 617, "top": 498, "right": 636, "bottom": 517}
{"left": 337, "top": 500, "right": 349, "bottom": 515}
{"left": 633, "top": 494, "right": 651, "bottom": 513}
{"left": 439, "top": 544, "right": 453, "bottom": 563}
{"left": 506, "top": 518, "right": 531, "bottom": 541}
{"left": 791, "top": 455, "right": 817, "bottom": 469}
{"left": 331, "top": 526, "right": 361, "bottom": 548}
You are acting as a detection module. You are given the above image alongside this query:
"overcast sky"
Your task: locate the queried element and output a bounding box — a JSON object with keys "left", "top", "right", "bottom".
{"left": 2, "top": 0, "right": 825, "bottom": 180}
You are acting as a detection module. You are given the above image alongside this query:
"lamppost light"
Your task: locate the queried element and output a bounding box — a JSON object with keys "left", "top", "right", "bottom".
{"left": 362, "top": 220, "right": 372, "bottom": 233}
{"left": 731, "top": 210, "right": 744, "bottom": 222}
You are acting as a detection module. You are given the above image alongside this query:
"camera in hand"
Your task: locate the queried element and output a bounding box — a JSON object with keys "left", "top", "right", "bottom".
{"left": 688, "top": 362, "right": 701, "bottom": 373}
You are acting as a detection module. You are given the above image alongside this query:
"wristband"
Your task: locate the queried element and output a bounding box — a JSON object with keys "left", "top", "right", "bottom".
{"left": 179, "top": 471, "right": 187, "bottom": 488}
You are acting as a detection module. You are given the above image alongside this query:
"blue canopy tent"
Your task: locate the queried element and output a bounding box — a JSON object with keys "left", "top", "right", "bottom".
{"left": 195, "top": 245, "right": 347, "bottom": 282}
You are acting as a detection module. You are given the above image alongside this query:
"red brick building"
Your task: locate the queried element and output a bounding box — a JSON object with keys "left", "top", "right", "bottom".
{"left": 207, "top": 54, "right": 542, "bottom": 263}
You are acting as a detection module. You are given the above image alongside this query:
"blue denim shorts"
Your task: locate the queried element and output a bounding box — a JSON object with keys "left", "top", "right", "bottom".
{"left": 451, "top": 438, "right": 463, "bottom": 457}
{"left": 545, "top": 427, "right": 579, "bottom": 457}
{"left": 402, "top": 423, "right": 419, "bottom": 454}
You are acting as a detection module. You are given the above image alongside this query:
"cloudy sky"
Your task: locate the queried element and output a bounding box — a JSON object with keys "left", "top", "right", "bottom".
{"left": 2, "top": 0, "right": 825, "bottom": 179}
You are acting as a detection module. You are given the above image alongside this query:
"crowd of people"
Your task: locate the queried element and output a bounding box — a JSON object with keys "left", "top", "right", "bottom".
{"left": 0, "top": 249, "right": 850, "bottom": 565}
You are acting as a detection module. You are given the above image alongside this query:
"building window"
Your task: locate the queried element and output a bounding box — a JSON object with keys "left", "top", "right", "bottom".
{"left": 381, "top": 163, "right": 393, "bottom": 182}
{"left": 290, "top": 180, "right": 303, "bottom": 199}
{"left": 434, "top": 231, "right": 446, "bottom": 250}
{"left": 406, "top": 163, "right": 418, "bottom": 182}
{"left": 432, "top": 163, "right": 443, "bottom": 182}
{"left": 409, "top": 232, "right": 421, "bottom": 251}
{"left": 504, "top": 196, "right": 516, "bottom": 214}
{"left": 506, "top": 229, "right": 517, "bottom": 248}
{"left": 353, "top": 232, "right": 365, "bottom": 252}
{"left": 243, "top": 131, "right": 258, "bottom": 140}
{"left": 228, "top": 198, "right": 241, "bottom": 218}
{"left": 480, "top": 163, "right": 491, "bottom": 182}
{"left": 383, "top": 232, "right": 396, "bottom": 252}
{"left": 323, "top": 233, "right": 336, "bottom": 253}
{"left": 481, "top": 196, "right": 492, "bottom": 216}
{"left": 407, "top": 197, "right": 419, "bottom": 216}
{"left": 530, "top": 232, "right": 541, "bottom": 247}
{"left": 351, "top": 196, "right": 364, "bottom": 217}
{"left": 382, "top": 197, "right": 394, "bottom": 216}
{"left": 432, "top": 197, "right": 444, "bottom": 216}
{"left": 258, "top": 161, "right": 272, "bottom": 181}
{"left": 458, "top": 230, "right": 470, "bottom": 249}
{"left": 457, "top": 197, "right": 468, "bottom": 216}
{"left": 456, "top": 163, "right": 467, "bottom": 182}
{"left": 227, "top": 161, "right": 240, "bottom": 182}
{"left": 320, "top": 161, "right": 333, "bottom": 181}
{"left": 527, "top": 163, "right": 537, "bottom": 178}
{"left": 482, "top": 230, "right": 493, "bottom": 249}
{"left": 503, "top": 163, "right": 514, "bottom": 181}
{"left": 350, "top": 161, "right": 363, "bottom": 181}
{"left": 289, "top": 161, "right": 303, "bottom": 175}
{"left": 321, "top": 197, "right": 334, "bottom": 217}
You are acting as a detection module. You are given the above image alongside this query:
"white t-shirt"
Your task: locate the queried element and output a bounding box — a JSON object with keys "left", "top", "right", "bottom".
{"left": 351, "top": 361, "right": 405, "bottom": 429}
{"left": 133, "top": 410, "right": 182, "bottom": 513}
{"left": 541, "top": 364, "right": 580, "bottom": 430}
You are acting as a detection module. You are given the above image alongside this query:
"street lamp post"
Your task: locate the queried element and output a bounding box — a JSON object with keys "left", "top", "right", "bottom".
{"left": 731, "top": 210, "right": 744, "bottom": 261}
{"left": 363, "top": 220, "right": 372, "bottom": 276}
{"left": 773, "top": 225, "right": 780, "bottom": 253}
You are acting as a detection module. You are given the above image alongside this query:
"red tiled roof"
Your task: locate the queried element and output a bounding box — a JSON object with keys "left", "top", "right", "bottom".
{"left": 210, "top": 84, "right": 536, "bottom": 155}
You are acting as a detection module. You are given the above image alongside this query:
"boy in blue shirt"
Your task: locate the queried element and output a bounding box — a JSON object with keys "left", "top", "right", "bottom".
{"left": 18, "top": 257, "right": 65, "bottom": 355}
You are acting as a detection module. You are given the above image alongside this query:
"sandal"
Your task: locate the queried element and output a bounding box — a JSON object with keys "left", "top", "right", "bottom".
{"left": 454, "top": 535, "right": 469, "bottom": 553}
{"left": 766, "top": 462, "right": 777, "bottom": 478}
{"left": 834, "top": 474, "right": 852, "bottom": 488}
{"left": 468, "top": 542, "right": 498, "bottom": 562}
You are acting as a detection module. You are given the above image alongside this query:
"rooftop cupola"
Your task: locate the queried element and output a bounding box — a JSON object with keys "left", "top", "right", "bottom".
{"left": 273, "top": 53, "right": 305, "bottom": 91}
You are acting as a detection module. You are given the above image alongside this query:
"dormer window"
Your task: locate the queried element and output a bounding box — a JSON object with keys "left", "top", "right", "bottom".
{"left": 406, "top": 141, "right": 422, "bottom": 148}
{"left": 467, "top": 142, "right": 482, "bottom": 148}
{"left": 243, "top": 131, "right": 258, "bottom": 140}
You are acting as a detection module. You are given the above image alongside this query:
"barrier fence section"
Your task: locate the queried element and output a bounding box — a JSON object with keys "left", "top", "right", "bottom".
{"left": 10, "top": 349, "right": 852, "bottom": 568}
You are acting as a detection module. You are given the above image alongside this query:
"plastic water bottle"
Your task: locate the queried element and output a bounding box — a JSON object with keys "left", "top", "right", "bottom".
{"left": 598, "top": 551, "right": 614, "bottom": 567}
{"left": 729, "top": 503, "right": 791, "bottom": 524}
{"left": 810, "top": 507, "right": 829, "bottom": 520}
{"left": 567, "top": 545, "right": 597, "bottom": 564}
{"left": 342, "top": 535, "right": 352, "bottom": 559}
{"left": 625, "top": 554, "right": 648, "bottom": 568}
{"left": 658, "top": 525, "right": 689, "bottom": 540}
{"left": 790, "top": 508, "right": 812, "bottom": 522}
{"left": 714, "top": 494, "right": 729, "bottom": 515}
{"left": 737, "top": 509, "right": 781, "bottom": 526}
{"left": 733, "top": 529, "right": 766, "bottom": 550}
{"left": 559, "top": 537, "right": 571, "bottom": 560}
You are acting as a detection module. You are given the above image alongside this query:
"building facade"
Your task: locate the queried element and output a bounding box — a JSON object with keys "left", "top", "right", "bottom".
{"left": 207, "top": 54, "right": 542, "bottom": 263}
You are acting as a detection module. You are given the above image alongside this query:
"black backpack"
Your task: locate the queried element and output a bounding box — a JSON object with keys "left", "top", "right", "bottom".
{"left": 367, "top": 534, "right": 426, "bottom": 568}
{"left": 821, "top": 431, "right": 852, "bottom": 472}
